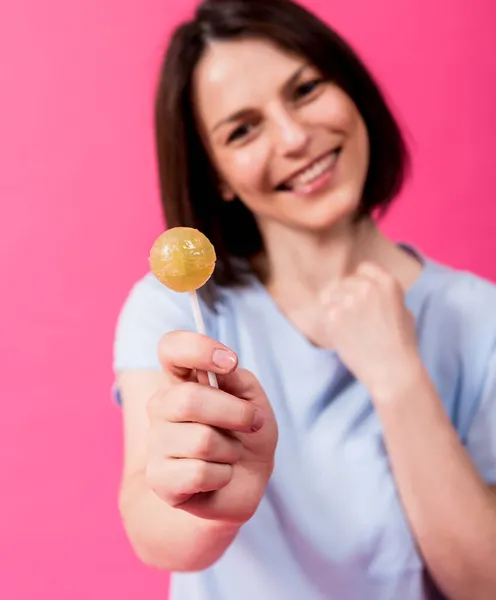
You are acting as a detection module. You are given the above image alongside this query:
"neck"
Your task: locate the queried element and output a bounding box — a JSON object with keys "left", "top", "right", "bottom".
{"left": 256, "top": 216, "right": 387, "bottom": 297}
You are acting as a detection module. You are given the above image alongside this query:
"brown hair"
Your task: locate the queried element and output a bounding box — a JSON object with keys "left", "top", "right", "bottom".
{"left": 155, "top": 0, "right": 409, "bottom": 290}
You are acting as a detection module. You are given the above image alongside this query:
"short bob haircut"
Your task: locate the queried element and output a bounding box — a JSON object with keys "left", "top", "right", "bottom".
{"left": 155, "top": 0, "right": 409, "bottom": 289}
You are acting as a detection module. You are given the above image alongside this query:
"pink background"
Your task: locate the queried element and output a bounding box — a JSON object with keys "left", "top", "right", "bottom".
{"left": 0, "top": 1, "right": 495, "bottom": 598}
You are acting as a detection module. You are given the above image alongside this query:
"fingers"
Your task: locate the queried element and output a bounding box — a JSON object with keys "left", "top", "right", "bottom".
{"left": 356, "top": 262, "right": 401, "bottom": 292}
{"left": 147, "top": 458, "right": 233, "bottom": 507}
{"left": 217, "top": 368, "right": 262, "bottom": 402}
{"left": 150, "top": 421, "right": 243, "bottom": 464}
{"left": 148, "top": 382, "right": 264, "bottom": 433}
{"left": 321, "top": 262, "right": 400, "bottom": 307}
{"left": 158, "top": 330, "right": 238, "bottom": 382}
{"left": 158, "top": 332, "right": 263, "bottom": 404}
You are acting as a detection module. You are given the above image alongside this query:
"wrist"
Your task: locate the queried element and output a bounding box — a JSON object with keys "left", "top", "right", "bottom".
{"left": 368, "top": 352, "right": 429, "bottom": 405}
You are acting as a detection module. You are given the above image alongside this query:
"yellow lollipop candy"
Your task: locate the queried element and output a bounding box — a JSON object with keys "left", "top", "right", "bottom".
{"left": 149, "top": 227, "right": 219, "bottom": 388}
{"left": 149, "top": 227, "right": 216, "bottom": 293}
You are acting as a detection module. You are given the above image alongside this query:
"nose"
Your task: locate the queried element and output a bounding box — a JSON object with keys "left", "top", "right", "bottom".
{"left": 270, "top": 108, "right": 310, "bottom": 158}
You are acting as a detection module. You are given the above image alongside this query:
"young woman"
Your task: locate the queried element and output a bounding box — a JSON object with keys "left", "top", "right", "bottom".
{"left": 113, "top": 1, "right": 496, "bottom": 598}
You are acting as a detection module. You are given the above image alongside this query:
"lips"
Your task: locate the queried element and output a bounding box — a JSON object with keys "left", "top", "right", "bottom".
{"left": 275, "top": 148, "right": 342, "bottom": 192}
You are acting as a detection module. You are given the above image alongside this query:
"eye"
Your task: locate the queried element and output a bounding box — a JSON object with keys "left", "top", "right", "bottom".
{"left": 227, "top": 123, "right": 254, "bottom": 144}
{"left": 294, "top": 79, "right": 323, "bottom": 101}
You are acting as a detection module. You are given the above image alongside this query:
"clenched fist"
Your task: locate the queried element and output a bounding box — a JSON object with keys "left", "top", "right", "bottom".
{"left": 321, "top": 262, "right": 423, "bottom": 400}
{"left": 146, "top": 331, "right": 278, "bottom": 524}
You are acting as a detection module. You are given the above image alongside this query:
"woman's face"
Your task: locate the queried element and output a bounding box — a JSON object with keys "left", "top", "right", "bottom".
{"left": 193, "top": 38, "right": 370, "bottom": 234}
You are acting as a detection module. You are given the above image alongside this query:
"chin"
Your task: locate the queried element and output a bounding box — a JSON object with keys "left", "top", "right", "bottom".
{"left": 284, "top": 190, "right": 361, "bottom": 233}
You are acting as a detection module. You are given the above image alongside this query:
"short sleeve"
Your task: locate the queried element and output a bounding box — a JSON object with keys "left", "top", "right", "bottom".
{"left": 113, "top": 273, "right": 195, "bottom": 374}
{"left": 466, "top": 350, "right": 496, "bottom": 485}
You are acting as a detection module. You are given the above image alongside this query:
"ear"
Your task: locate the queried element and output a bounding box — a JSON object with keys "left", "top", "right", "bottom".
{"left": 219, "top": 182, "right": 235, "bottom": 202}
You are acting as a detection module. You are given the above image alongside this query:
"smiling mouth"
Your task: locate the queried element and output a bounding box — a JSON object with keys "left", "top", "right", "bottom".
{"left": 275, "top": 148, "right": 342, "bottom": 192}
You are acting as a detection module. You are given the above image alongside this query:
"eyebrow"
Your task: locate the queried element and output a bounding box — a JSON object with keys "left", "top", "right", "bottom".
{"left": 211, "top": 63, "right": 309, "bottom": 133}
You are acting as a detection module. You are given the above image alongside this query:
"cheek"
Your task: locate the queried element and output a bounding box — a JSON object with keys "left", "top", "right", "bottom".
{"left": 309, "top": 88, "right": 358, "bottom": 131}
{"left": 351, "top": 118, "right": 370, "bottom": 172}
{"left": 221, "top": 143, "right": 271, "bottom": 196}
{"left": 319, "top": 92, "right": 369, "bottom": 172}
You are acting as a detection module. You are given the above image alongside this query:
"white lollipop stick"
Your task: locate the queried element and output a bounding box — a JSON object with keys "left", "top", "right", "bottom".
{"left": 189, "top": 290, "right": 219, "bottom": 388}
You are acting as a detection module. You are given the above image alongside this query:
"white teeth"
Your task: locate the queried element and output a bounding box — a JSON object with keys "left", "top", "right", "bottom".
{"left": 286, "top": 151, "right": 338, "bottom": 189}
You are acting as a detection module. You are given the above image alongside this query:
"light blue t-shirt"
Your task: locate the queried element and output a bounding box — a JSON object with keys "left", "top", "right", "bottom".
{"left": 113, "top": 246, "right": 496, "bottom": 600}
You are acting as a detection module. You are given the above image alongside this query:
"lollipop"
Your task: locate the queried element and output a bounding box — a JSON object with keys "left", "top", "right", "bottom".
{"left": 149, "top": 227, "right": 218, "bottom": 387}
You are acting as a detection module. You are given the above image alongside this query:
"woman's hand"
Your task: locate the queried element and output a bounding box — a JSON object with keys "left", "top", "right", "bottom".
{"left": 146, "top": 331, "right": 278, "bottom": 525}
{"left": 321, "top": 262, "right": 424, "bottom": 400}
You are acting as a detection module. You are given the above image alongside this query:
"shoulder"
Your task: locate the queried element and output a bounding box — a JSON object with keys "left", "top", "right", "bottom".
{"left": 431, "top": 265, "right": 496, "bottom": 482}
{"left": 113, "top": 273, "right": 199, "bottom": 372}
{"left": 413, "top": 255, "right": 496, "bottom": 436}
{"left": 112, "top": 272, "right": 250, "bottom": 371}
{"left": 434, "top": 262, "right": 496, "bottom": 313}
{"left": 117, "top": 272, "right": 194, "bottom": 325}
{"left": 418, "top": 256, "right": 496, "bottom": 354}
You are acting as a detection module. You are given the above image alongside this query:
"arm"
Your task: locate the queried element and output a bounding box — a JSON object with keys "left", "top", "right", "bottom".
{"left": 373, "top": 364, "right": 496, "bottom": 600}
{"left": 117, "top": 370, "right": 240, "bottom": 572}
{"left": 319, "top": 262, "right": 496, "bottom": 600}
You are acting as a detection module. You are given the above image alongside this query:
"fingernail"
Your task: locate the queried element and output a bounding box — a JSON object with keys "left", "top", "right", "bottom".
{"left": 212, "top": 348, "right": 237, "bottom": 370}
{"left": 251, "top": 410, "right": 265, "bottom": 433}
